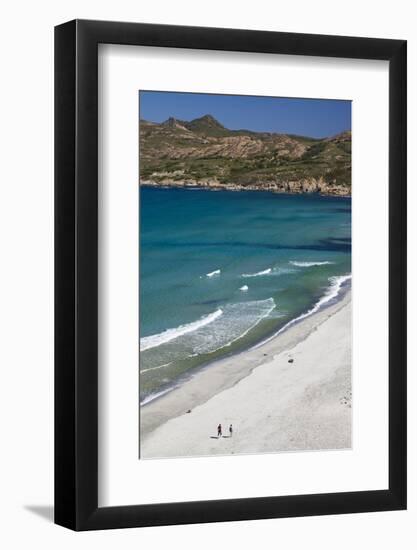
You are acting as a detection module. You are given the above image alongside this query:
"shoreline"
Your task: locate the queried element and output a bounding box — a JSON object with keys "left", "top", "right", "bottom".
{"left": 140, "top": 288, "right": 351, "bottom": 456}
{"left": 140, "top": 276, "right": 351, "bottom": 407}
{"left": 140, "top": 181, "right": 351, "bottom": 198}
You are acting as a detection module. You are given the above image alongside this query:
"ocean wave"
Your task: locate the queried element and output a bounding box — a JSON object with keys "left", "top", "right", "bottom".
{"left": 141, "top": 361, "right": 173, "bottom": 373}
{"left": 252, "top": 274, "right": 351, "bottom": 348}
{"left": 140, "top": 299, "right": 277, "bottom": 405}
{"left": 278, "top": 274, "right": 351, "bottom": 333}
{"left": 142, "top": 298, "right": 276, "bottom": 361}
{"left": 242, "top": 266, "right": 295, "bottom": 278}
{"left": 140, "top": 309, "right": 223, "bottom": 351}
{"left": 242, "top": 268, "right": 272, "bottom": 278}
{"left": 192, "top": 298, "right": 275, "bottom": 355}
{"left": 226, "top": 299, "right": 275, "bottom": 345}
{"left": 141, "top": 386, "right": 176, "bottom": 405}
{"left": 206, "top": 269, "right": 221, "bottom": 277}
{"left": 290, "top": 260, "right": 333, "bottom": 267}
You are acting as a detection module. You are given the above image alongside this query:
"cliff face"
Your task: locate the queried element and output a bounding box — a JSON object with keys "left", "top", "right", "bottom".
{"left": 140, "top": 115, "right": 351, "bottom": 196}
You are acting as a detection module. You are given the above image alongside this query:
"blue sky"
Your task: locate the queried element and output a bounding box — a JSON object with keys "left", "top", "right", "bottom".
{"left": 139, "top": 91, "right": 351, "bottom": 139}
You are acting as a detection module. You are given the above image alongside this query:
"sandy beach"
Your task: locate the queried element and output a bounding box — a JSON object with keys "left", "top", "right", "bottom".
{"left": 140, "top": 290, "right": 351, "bottom": 458}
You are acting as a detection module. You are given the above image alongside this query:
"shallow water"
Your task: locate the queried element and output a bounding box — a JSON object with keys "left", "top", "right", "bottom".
{"left": 140, "top": 186, "right": 351, "bottom": 402}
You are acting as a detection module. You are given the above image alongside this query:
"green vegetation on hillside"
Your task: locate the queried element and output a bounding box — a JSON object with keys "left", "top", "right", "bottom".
{"left": 139, "top": 115, "right": 351, "bottom": 195}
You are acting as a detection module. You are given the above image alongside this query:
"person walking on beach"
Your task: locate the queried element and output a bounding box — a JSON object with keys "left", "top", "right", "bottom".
{"left": 229, "top": 424, "right": 233, "bottom": 437}
{"left": 217, "top": 424, "right": 222, "bottom": 438}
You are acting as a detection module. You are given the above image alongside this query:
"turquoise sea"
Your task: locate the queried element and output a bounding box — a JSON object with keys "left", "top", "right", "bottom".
{"left": 140, "top": 186, "right": 351, "bottom": 403}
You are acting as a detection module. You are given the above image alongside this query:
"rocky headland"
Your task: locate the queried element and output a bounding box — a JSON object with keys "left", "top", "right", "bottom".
{"left": 140, "top": 115, "right": 351, "bottom": 197}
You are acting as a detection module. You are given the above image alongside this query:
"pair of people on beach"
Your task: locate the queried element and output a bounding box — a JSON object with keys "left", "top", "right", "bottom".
{"left": 217, "top": 423, "right": 233, "bottom": 438}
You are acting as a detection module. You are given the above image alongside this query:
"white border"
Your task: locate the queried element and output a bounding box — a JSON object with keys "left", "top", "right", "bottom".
{"left": 98, "top": 44, "right": 389, "bottom": 506}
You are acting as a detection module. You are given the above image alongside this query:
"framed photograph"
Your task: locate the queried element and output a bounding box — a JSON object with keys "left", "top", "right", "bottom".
{"left": 55, "top": 20, "right": 406, "bottom": 530}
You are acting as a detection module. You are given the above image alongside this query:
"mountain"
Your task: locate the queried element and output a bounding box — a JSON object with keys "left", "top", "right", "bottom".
{"left": 184, "top": 114, "right": 230, "bottom": 136}
{"left": 139, "top": 115, "right": 351, "bottom": 196}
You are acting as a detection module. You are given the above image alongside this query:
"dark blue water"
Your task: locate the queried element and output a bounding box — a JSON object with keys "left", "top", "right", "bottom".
{"left": 140, "top": 187, "right": 351, "bottom": 402}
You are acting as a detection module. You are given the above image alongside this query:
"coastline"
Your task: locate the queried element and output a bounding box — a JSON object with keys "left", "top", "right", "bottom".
{"left": 140, "top": 181, "right": 351, "bottom": 198}
{"left": 140, "top": 288, "right": 351, "bottom": 458}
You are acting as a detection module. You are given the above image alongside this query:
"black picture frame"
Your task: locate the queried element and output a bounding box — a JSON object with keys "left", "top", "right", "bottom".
{"left": 55, "top": 19, "right": 407, "bottom": 531}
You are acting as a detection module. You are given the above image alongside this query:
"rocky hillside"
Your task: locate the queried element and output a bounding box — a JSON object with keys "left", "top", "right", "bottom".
{"left": 139, "top": 115, "right": 351, "bottom": 196}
